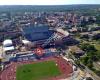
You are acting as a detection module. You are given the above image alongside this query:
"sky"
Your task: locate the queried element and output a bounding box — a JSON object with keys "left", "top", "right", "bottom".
{"left": 0, "top": 0, "right": 100, "bottom": 5}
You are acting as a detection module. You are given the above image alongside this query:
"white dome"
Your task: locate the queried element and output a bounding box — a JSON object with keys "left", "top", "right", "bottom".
{"left": 3, "top": 39, "right": 13, "bottom": 46}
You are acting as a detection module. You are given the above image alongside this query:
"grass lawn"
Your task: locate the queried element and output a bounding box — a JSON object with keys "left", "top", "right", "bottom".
{"left": 16, "top": 61, "right": 61, "bottom": 80}
{"left": 94, "top": 44, "right": 100, "bottom": 51}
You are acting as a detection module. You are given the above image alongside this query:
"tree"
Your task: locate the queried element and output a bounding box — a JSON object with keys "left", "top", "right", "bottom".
{"left": 75, "top": 60, "right": 80, "bottom": 65}
{"left": 80, "top": 43, "right": 97, "bottom": 52}
{"left": 95, "top": 70, "right": 100, "bottom": 76}
{"left": 87, "top": 59, "right": 93, "bottom": 69}
{"left": 87, "top": 45, "right": 97, "bottom": 52}
{"left": 81, "top": 56, "right": 89, "bottom": 65}
{"left": 95, "top": 51, "right": 100, "bottom": 61}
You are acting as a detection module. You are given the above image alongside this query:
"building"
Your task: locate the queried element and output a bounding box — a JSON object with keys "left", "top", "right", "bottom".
{"left": 3, "top": 39, "right": 15, "bottom": 52}
{"left": 69, "top": 46, "right": 85, "bottom": 56}
{"left": 22, "top": 25, "right": 54, "bottom": 46}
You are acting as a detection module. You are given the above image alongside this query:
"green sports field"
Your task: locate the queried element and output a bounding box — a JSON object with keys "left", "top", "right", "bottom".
{"left": 16, "top": 61, "right": 61, "bottom": 80}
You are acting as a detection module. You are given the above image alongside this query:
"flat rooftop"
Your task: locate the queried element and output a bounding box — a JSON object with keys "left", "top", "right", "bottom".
{"left": 22, "top": 25, "right": 54, "bottom": 42}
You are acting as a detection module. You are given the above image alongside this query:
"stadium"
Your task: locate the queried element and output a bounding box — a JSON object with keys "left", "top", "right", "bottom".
{"left": 21, "top": 24, "right": 69, "bottom": 48}
{"left": 0, "top": 24, "right": 74, "bottom": 80}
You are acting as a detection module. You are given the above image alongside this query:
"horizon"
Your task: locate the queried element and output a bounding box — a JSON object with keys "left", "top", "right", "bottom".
{"left": 0, "top": 4, "right": 100, "bottom": 6}
{"left": 0, "top": 0, "right": 100, "bottom": 5}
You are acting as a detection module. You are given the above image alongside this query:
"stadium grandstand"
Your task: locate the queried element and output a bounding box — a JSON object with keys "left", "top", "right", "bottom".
{"left": 22, "top": 25, "right": 54, "bottom": 42}
{"left": 22, "top": 24, "right": 70, "bottom": 47}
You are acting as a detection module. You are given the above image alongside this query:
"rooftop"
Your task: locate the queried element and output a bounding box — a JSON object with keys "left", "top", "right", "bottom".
{"left": 22, "top": 25, "right": 54, "bottom": 42}
{"left": 23, "top": 25, "right": 49, "bottom": 33}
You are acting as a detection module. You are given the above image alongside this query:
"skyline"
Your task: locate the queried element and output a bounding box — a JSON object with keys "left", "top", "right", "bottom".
{"left": 0, "top": 0, "right": 100, "bottom": 5}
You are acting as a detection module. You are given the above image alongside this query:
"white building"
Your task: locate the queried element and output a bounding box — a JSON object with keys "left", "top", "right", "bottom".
{"left": 3, "top": 39, "right": 14, "bottom": 52}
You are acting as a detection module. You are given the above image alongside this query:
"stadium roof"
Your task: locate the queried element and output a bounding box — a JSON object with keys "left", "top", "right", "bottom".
{"left": 3, "top": 39, "right": 13, "bottom": 46}
{"left": 22, "top": 25, "right": 54, "bottom": 42}
{"left": 23, "top": 25, "right": 49, "bottom": 33}
{"left": 56, "top": 29, "right": 69, "bottom": 36}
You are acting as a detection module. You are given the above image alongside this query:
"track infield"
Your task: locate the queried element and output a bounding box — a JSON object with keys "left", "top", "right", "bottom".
{"left": 16, "top": 61, "right": 61, "bottom": 80}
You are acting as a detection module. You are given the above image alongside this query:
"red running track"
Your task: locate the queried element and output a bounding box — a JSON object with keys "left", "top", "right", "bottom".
{"left": 0, "top": 57, "right": 73, "bottom": 80}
